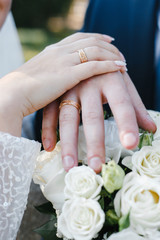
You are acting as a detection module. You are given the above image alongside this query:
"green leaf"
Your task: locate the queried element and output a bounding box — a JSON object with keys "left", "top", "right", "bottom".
{"left": 118, "top": 212, "right": 130, "bottom": 231}
{"left": 99, "top": 197, "right": 104, "bottom": 209}
{"left": 138, "top": 130, "right": 153, "bottom": 149}
{"left": 104, "top": 110, "right": 113, "bottom": 120}
{"left": 34, "top": 202, "right": 56, "bottom": 215}
{"left": 100, "top": 189, "right": 113, "bottom": 199}
{"left": 56, "top": 129, "right": 60, "bottom": 142}
{"left": 106, "top": 209, "right": 119, "bottom": 226}
{"left": 34, "top": 216, "right": 59, "bottom": 240}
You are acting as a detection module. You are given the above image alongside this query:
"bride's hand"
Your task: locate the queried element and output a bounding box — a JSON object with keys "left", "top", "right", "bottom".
{"left": 0, "top": 0, "right": 12, "bottom": 28}
{"left": 0, "top": 32, "right": 125, "bottom": 136}
{"left": 42, "top": 72, "right": 156, "bottom": 172}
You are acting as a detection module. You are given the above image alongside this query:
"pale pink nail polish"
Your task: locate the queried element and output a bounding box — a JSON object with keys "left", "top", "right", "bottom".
{"left": 114, "top": 60, "right": 127, "bottom": 67}
{"left": 103, "top": 35, "right": 115, "bottom": 42}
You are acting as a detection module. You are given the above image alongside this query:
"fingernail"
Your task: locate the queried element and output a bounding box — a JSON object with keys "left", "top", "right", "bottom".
{"left": 125, "top": 67, "right": 128, "bottom": 72}
{"left": 122, "top": 133, "right": 137, "bottom": 149}
{"left": 89, "top": 157, "right": 102, "bottom": 172}
{"left": 63, "top": 156, "right": 75, "bottom": 171}
{"left": 120, "top": 52, "right": 126, "bottom": 61}
{"left": 43, "top": 139, "right": 51, "bottom": 150}
{"left": 115, "top": 60, "right": 127, "bottom": 67}
{"left": 103, "top": 35, "right": 115, "bottom": 42}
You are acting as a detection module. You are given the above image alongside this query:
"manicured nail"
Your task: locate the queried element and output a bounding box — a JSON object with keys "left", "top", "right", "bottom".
{"left": 103, "top": 35, "right": 115, "bottom": 42}
{"left": 122, "top": 133, "right": 137, "bottom": 149}
{"left": 89, "top": 157, "right": 102, "bottom": 172}
{"left": 43, "top": 139, "right": 51, "bottom": 150}
{"left": 115, "top": 60, "right": 127, "bottom": 67}
{"left": 120, "top": 52, "right": 126, "bottom": 61}
{"left": 63, "top": 156, "right": 75, "bottom": 171}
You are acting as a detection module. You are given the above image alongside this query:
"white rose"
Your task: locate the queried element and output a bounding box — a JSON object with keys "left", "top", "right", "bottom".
{"left": 107, "top": 228, "right": 160, "bottom": 240}
{"left": 58, "top": 198, "right": 105, "bottom": 240}
{"left": 107, "top": 228, "right": 144, "bottom": 240}
{"left": 78, "top": 118, "right": 133, "bottom": 164}
{"left": 64, "top": 165, "right": 103, "bottom": 200}
{"left": 114, "top": 172, "right": 160, "bottom": 236}
{"left": 33, "top": 142, "right": 66, "bottom": 210}
{"left": 108, "top": 228, "right": 160, "bottom": 240}
{"left": 122, "top": 141, "right": 160, "bottom": 181}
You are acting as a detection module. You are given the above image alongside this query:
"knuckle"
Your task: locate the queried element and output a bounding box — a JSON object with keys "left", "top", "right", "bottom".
{"left": 111, "top": 94, "right": 130, "bottom": 107}
{"left": 92, "top": 46, "right": 101, "bottom": 55}
{"left": 88, "top": 142, "right": 104, "bottom": 152}
{"left": 89, "top": 61, "right": 98, "bottom": 72}
{"left": 116, "top": 96, "right": 129, "bottom": 106}
{"left": 60, "top": 112, "right": 76, "bottom": 124}
{"left": 42, "top": 125, "right": 56, "bottom": 132}
{"left": 90, "top": 37, "right": 98, "bottom": 45}
{"left": 74, "top": 32, "right": 81, "bottom": 38}
{"left": 83, "top": 111, "right": 101, "bottom": 124}
{"left": 112, "top": 45, "right": 120, "bottom": 55}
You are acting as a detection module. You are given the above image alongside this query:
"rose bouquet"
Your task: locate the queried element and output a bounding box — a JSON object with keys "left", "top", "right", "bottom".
{"left": 33, "top": 110, "right": 160, "bottom": 240}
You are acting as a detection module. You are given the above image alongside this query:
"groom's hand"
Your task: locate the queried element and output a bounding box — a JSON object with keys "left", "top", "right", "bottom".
{"left": 42, "top": 71, "right": 156, "bottom": 173}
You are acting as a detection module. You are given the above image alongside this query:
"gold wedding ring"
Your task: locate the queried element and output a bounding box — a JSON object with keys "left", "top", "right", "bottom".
{"left": 78, "top": 49, "right": 88, "bottom": 63}
{"left": 59, "top": 100, "right": 81, "bottom": 113}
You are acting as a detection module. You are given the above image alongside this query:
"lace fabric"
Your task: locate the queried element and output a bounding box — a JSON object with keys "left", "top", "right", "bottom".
{"left": 0, "top": 132, "right": 41, "bottom": 240}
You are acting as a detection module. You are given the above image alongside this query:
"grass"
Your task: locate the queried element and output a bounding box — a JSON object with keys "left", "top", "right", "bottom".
{"left": 18, "top": 28, "right": 74, "bottom": 61}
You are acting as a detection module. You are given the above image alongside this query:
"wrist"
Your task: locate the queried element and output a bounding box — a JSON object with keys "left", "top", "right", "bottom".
{"left": 0, "top": 73, "right": 24, "bottom": 137}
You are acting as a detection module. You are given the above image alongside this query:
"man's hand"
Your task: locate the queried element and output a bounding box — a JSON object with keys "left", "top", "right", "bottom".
{"left": 42, "top": 72, "right": 156, "bottom": 173}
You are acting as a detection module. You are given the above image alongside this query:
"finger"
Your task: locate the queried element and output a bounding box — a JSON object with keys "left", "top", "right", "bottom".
{"left": 67, "top": 37, "right": 123, "bottom": 60}
{"left": 70, "top": 60, "right": 127, "bottom": 85}
{"left": 123, "top": 72, "right": 156, "bottom": 132}
{"left": 59, "top": 92, "right": 80, "bottom": 172}
{"left": 42, "top": 100, "right": 59, "bottom": 151}
{"left": 57, "top": 32, "right": 115, "bottom": 46}
{"left": 71, "top": 47, "right": 127, "bottom": 65}
{"left": 102, "top": 72, "right": 139, "bottom": 149}
{"left": 80, "top": 83, "right": 105, "bottom": 173}
{"left": 24, "top": 61, "right": 127, "bottom": 114}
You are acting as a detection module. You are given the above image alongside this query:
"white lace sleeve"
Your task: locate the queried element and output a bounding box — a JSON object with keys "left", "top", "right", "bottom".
{"left": 0, "top": 132, "right": 41, "bottom": 240}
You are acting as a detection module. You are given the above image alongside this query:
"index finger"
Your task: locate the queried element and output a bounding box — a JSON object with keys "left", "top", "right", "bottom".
{"left": 102, "top": 71, "right": 139, "bottom": 149}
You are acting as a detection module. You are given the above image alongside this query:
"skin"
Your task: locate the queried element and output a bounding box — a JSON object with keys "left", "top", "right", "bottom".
{"left": 0, "top": 32, "right": 127, "bottom": 137}
{"left": 0, "top": 0, "right": 12, "bottom": 28}
{"left": 0, "top": 2, "right": 156, "bottom": 173}
{"left": 42, "top": 70, "right": 156, "bottom": 173}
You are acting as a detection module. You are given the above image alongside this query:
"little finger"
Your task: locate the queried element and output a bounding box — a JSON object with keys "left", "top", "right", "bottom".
{"left": 42, "top": 101, "right": 59, "bottom": 151}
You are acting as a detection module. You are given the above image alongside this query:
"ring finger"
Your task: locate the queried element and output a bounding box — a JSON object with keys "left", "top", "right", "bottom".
{"left": 59, "top": 90, "right": 80, "bottom": 171}
{"left": 71, "top": 47, "right": 126, "bottom": 67}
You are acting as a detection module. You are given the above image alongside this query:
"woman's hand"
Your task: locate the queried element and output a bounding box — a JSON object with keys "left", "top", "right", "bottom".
{"left": 0, "top": 32, "right": 125, "bottom": 137}
{"left": 0, "top": 0, "right": 12, "bottom": 28}
{"left": 42, "top": 72, "right": 156, "bottom": 172}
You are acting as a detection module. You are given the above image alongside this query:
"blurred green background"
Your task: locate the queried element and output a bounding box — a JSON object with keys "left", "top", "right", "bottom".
{"left": 11, "top": 0, "right": 88, "bottom": 61}
{"left": 12, "top": 0, "right": 73, "bottom": 28}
